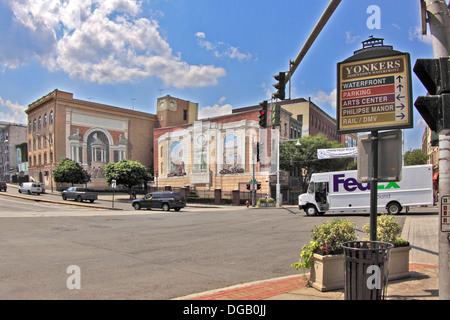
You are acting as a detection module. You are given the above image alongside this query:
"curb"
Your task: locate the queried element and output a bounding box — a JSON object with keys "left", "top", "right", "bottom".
{"left": 0, "top": 190, "right": 122, "bottom": 210}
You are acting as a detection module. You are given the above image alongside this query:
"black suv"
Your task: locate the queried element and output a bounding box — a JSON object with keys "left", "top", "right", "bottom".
{"left": 0, "top": 182, "right": 7, "bottom": 192}
{"left": 132, "top": 192, "right": 186, "bottom": 211}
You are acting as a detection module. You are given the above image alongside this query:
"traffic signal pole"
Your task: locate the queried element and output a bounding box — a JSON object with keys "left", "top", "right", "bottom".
{"left": 422, "top": 0, "right": 450, "bottom": 300}
{"left": 285, "top": 0, "right": 342, "bottom": 84}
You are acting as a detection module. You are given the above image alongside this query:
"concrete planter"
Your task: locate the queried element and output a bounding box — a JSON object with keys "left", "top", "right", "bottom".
{"left": 389, "top": 246, "right": 411, "bottom": 280}
{"left": 308, "top": 246, "right": 411, "bottom": 292}
{"left": 309, "top": 253, "right": 344, "bottom": 292}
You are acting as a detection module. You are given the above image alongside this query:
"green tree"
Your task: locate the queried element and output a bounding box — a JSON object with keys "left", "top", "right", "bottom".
{"left": 404, "top": 149, "right": 428, "bottom": 166}
{"left": 280, "top": 134, "right": 348, "bottom": 193}
{"left": 53, "top": 158, "right": 91, "bottom": 186}
{"left": 104, "top": 160, "right": 152, "bottom": 192}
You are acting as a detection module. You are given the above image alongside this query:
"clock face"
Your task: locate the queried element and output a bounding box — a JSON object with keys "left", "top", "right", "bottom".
{"left": 197, "top": 135, "right": 206, "bottom": 146}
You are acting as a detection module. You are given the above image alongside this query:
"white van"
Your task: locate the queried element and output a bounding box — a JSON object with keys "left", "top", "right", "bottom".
{"left": 298, "top": 164, "right": 434, "bottom": 215}
{"left": 18, "top": 182, "right": 43, "bottom": 195}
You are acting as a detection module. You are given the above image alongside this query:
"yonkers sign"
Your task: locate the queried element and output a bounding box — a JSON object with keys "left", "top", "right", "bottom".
{"left": 337, "top": 48, "right": 413, "bottom": 133}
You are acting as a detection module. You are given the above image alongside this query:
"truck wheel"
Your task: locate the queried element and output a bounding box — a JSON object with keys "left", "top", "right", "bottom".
{"left": 76, "top": 196, "right": 83, "bottom": 202}
{"left": 305, "top": 205, "right": 318, "bottom": 216}
{"left": 133, "top": 203, "right": 141, "bottom": 210}
{"left": 62, "top": 194, "right": 67, "bottom": 200}
{"left": 387, "top": 202, "right": 402, "bottom": 215}
{"left": 162, "top": 203, "right": 170, "bottom": 211}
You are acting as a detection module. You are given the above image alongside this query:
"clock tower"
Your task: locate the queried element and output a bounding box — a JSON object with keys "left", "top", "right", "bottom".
{"left": 156, "top": 95, "right": 198, "bottom": 128}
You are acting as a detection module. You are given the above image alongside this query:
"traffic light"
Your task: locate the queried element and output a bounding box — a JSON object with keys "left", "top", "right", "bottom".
{"left": 414, "top": 57, "right": 450, "bottom": 134}
{"left": 246, "top": 183, "right": 251, "bottom": 190}
{"left": 257, "top": 183, "right": 261, "bottom": 190}
{"left": 272, "top": 104, "right": 280, "bottom": 127}
{"left": 273, "top": 72, "right": 286, "bottom": 100}
{"left": 259, "top": 100, "right": 268, "bottom": 127}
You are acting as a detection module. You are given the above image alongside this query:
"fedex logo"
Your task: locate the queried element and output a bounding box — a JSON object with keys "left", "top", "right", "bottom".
{"left": 333, "top": 174, "right": 400, "bottom": 192}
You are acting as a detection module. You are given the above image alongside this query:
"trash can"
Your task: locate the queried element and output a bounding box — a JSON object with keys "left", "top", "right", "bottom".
{"left": 342, "top": 241, "right": 393, "bottom": 300}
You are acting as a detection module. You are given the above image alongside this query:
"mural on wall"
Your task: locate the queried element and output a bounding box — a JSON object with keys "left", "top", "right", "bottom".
{"left": 220, "top": 133, "right": 243, "bottom": 174}
{"left": 169, "top": 141, "right": 185, "bottom": 176}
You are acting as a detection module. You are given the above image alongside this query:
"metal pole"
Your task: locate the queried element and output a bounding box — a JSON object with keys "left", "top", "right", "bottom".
{"left": 276, "top": 127, "right": 281, "bottom": 208}
{"left": 423, "top": 0, "right": 450, "bottom": 300}
{"left": 370, "top": 131, "right": 379, "bottom": 241}
{"left": 286, "top": 0, "right": 342, "bottom": 84}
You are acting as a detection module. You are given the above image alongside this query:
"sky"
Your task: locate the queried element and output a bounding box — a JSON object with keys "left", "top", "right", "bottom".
{"left": 0, "top": 0, "right": 439, "bottom": 151}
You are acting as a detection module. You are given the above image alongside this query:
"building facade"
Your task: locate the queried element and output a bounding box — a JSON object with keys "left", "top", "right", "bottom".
{"left": 26, "top": 90, "right": 158, "bottom": 188}
{"left": 0, "top": 122, "right": 27, "bottom": 182}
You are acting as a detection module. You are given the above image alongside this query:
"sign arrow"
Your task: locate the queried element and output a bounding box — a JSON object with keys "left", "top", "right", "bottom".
{"left": 396, "top": 94, "right": 405, "bottom": 101}
{"left": 396, "top": 84, "right": 404, "bottom": 91}
{"left": 396, "top": 113, "right": 405, "bottom": 120}
{"left": 396, "top": 75, "right": 404, "bottom": 82}
{"left": 396, "top": 103, "right": 405, "bottom": 110}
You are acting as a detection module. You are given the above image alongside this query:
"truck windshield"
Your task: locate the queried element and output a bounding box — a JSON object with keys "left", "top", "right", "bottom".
{"left": 307, "top": 182, "right": 314, "bottom": 194}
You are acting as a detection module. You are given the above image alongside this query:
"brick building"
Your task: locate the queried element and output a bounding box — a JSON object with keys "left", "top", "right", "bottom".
{"left": 26, "top": 90, "right": 158, "bottom": 188}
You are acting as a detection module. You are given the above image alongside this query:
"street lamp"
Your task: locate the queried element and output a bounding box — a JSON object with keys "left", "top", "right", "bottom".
{"left": 36, "top": 134, "right": 53, "bottom": 193}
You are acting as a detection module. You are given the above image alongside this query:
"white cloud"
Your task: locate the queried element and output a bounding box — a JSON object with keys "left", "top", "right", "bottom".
{"left": 1, "top": 0, "right": 225, "bottom": 88}
{"left": 408, "top": 25, "right": 432, "bottom": 44}
{"left": 195, "top": 32, "right": 252, "bottom": 62}
{"left": 0, "top": 97, "right": 27, "bottom": 124}
{"left": 345, "top": 31, "right": 360, "bottom": 44}
{"left": 198, "top": 97, "right": 232, "bottom": 119}
{"left": 313, "top": 89, "right": 337, "bottom": 109}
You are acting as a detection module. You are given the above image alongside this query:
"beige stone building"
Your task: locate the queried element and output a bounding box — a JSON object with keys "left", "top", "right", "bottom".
{"left": 26, "top": 89, "right": 158, "bottom": 189}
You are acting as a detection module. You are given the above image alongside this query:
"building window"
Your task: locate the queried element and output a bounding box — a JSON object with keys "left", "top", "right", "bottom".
{"left": 49, "top": 111, "right": 53, "bottom": 124}
{"left": 28, "top": 122, "right": 31, "bottom": 133}
{"left": 33, "top": 119, "right": 36, "bottom": 131}
{"left": 38, "top": 116, "right": 41, "bottom": 129}
{"left": 38, "top": 155, "right": 42, "bottom": 165}
{"left": 183, "top": 109, "right": 188, "bottom": 121}
{"left": 43, "top": 114, "right": 47, "bottom": 127}
{"left": 38, "top": 137, "right": 41, "bottom": 149}
{"left": 44, "top": 153, "right": 47, "bottom": 165}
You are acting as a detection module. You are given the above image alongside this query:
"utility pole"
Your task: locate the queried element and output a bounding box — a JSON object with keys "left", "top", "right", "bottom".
{"left": 422, "top": 0, "right": 450, "bottom": 300}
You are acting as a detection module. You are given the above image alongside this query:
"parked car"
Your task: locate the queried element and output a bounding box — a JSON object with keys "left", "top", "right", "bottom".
{"left": 18, "top": 182, "right": 42, "bottom": 195}
{"left": 0, "top": 181, "right": 7, "bottom": 192}
{"left": 132, "top": 192, "right": 186, "bottom": 211}
{"left": 61, "top": 187, "right": 98, "bottom": 203}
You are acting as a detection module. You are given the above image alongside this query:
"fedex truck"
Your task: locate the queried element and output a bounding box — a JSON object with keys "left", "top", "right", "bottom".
{"left": 298, "top": 164, "right": 433, "bottom": 215}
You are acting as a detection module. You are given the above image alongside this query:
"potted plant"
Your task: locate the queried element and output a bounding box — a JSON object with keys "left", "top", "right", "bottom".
{"left": 291, "top": 218, "right": 357, "bottom": 291}
{"left": 257, "top": 197, "right": 275, "bottom": 207}
{"left": 362, "top": 214, "right": 411, "bottom": 280}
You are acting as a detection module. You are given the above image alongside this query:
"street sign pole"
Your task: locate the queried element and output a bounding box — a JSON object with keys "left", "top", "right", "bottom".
{"left": 337, "top": 38, "right": 413, "bottom": 242}
{"left": 369, "top": 131, "right": 378, "bottom": 241}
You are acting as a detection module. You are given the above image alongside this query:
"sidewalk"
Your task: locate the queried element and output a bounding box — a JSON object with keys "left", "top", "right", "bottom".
{"left": 176, "top": 213, "right": 440, "bottom": 300}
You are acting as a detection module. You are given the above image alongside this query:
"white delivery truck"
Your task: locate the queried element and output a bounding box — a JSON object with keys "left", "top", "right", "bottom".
{"left": 298, "top": 164, "right": 434, "bottom": 215}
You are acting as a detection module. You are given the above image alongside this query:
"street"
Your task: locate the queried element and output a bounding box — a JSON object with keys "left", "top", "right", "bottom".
{"left": 0, "top": 189, "right": 437, "bottom": 299}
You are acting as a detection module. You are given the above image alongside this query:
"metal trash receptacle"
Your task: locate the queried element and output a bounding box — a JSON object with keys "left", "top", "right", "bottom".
{"left": 342, "top": 241, "right": 393, "bottom": 300}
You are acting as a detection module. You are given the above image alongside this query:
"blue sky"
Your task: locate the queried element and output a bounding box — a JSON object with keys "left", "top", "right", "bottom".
{"left": 0, "top": 0, "right": 438, "bottom": 150}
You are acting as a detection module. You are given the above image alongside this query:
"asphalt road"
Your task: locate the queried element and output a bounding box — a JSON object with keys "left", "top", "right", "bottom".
{"left": 0, "top": 188, "right": 437, "bottom": 300}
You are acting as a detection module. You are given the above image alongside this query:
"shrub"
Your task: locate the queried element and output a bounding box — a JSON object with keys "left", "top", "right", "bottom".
{"left": 291, "top": 218, "right": 357, "bottom": 272}
{"left": 362, "top": 214, "right": 408, "bottom": 246}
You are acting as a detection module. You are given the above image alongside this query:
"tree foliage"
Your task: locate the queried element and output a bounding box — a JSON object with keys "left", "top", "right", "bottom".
{"left": 52, "top": 158, "right": 91, "bottom": 186}
{"left": 280, "top": 134, "right": 349, "bottom": 192}
{"left": 104, "top": 159, "right": 152, "bottom": 190}
{"left": 404, "top": 149, "right": 428, "bottom": 166}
